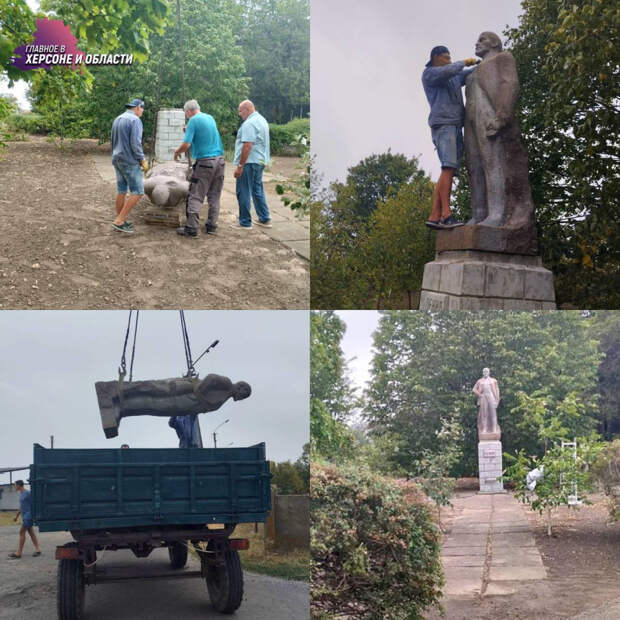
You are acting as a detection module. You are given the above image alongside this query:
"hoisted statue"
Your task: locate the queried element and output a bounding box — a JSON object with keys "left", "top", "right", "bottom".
{"left": 95, "top": 373, "right": 251, "bottom": 438}
{"left": 472, "top": 367, "right": 501, "bottom": 440}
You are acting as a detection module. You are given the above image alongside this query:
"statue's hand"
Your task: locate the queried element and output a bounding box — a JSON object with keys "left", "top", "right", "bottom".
{"left": 486, "top": 118, "right": 502, "bottom": 137}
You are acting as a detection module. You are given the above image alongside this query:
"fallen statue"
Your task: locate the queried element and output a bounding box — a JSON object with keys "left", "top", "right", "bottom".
{"left": 95, "top": 373, "right": 252, "bottom": 438}
{"left": 143, "top": 161, "right": 190, "bottom": 207}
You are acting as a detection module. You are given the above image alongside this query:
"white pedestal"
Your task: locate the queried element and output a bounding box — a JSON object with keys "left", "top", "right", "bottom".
{"left": 154, "top": 108, "right": 186, "bottom": 162}
{"left": 478, "top": 440, "right": 504, "bottom": 494}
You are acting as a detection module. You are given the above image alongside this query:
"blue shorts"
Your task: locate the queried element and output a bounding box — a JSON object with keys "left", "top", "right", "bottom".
{"left": 112, "top": 157, "right": 144, "bottom": 195}
{"left": 22, "top": 516, "right": 33, "bottom": 528}
{"left": 431, "top": 124, "right": 463, "bottom": 171}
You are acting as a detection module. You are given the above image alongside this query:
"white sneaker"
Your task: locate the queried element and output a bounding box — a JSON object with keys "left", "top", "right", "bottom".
{"left": 232, "top": 223, "right": 253, "bottom": 230}
{"left": 255, "top": 220, "right": 273, "bottom": 228}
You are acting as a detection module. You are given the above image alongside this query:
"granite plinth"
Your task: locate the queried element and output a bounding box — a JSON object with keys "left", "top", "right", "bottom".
{"left": 478, "top": 440, "right": 504, "bottom": 494}
{"left": 435, "top": 224, "right": 538, "bottom": 255}
{"left": 419, "top": 250, "right": 556, "bottom": 310}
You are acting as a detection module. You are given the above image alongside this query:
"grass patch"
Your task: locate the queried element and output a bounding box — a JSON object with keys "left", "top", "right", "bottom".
{"left": 0, "top": 512, "right": 18, "bottom": 526}
{"left": 188, "top": 523, "right": 309, "bottom": 582}
{"left": 236, "top": 523, "right": 309, "bottom": 582}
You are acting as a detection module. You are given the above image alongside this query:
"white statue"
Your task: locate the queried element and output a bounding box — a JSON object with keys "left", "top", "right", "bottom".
{"left": 472, "top": 367, "right": 501, "bottom": 439}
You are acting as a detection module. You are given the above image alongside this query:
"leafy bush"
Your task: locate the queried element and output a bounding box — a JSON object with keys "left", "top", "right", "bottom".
{"left": 592, "top": 439, "right": 620, "bottom": 521}
{"left": 269, "top": 117, "right": 309, "bottom": 155}
{"left": 6, "top": 113, "right": 49, "bottom": 135}
{"left": 311, "top": 463, "right": 443, "bottom": 619}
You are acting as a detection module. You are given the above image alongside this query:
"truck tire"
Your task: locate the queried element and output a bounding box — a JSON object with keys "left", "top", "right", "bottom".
{"left": 168, "top": 541, "right": 188, "bottom": 569}
{"left": 57, "top": 555, "right": 85, "bottom": 620}
{"left": 206, "top": 549, "right": 243, "bottom": 614}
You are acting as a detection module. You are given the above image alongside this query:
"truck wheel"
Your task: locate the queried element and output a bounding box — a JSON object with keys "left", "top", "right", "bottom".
{"left": 168, "top": 541, "right": 188, "bottom": 569}
{"left": 57, "top": 556, "right": 85, "bottom": 620}
{"left": 206, "top": 549, "right": 243, "bottom": 614}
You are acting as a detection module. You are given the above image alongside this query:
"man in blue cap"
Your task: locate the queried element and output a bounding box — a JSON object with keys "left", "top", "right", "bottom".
{"left": 174, "top": 99, "right": 225, "bottom": 237}
{"left": 422, "top": 46, "right": 477, "bottom": 228}
{"left": 110, "top": 98, "right": 148, "bottom": 234}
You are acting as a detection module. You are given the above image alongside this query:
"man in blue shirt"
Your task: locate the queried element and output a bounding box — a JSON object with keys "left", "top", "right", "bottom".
{"left": 8, "top": 480, "right": 42, "bottom": 559}
{"left": 422, "top": 47, "right": 477, "bottom": 229}
{"left": 110, "top": 98, "right": 148, "bottom": 234}
{"left": 169, "top": 414, "right": 202, "bottom": 448}
{"left": 233, "top": 100, "right": 271, "bottom": 229}
{"left": 174, "top": 99, "right": 225, "bottom": 237}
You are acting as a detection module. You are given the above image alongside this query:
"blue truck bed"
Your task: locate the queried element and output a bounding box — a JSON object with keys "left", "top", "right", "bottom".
{"left": 30, "top": 443, "right": 271, "bottom": 532}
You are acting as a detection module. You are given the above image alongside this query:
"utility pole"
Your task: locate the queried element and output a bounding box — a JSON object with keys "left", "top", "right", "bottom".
{"left": 50, "top": 435, "right": 54, "bottom": 449}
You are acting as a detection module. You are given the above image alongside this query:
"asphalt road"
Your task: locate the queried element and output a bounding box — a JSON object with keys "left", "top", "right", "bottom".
{"left": 0, "top": 526, "right": 309, "bottom": 619}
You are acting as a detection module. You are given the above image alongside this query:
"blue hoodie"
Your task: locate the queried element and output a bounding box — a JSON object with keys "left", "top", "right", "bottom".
{"left": 422, "top": 61, "right": 475, "bottom": 128}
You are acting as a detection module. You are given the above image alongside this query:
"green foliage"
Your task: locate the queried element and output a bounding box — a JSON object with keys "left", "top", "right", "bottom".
{"left": 0, "top": 0, "right": 36, "bottom": 83}
{"left": 270, "top": 461, "right": 306, "bottom": 495}
{"left": 310, "top": 311, "right": 355, "bottom": 462}
{"left": 0, "top": 93, "right": 17, "bottom": 120}
{"left": 274, "top": 131, "right": 310, "bottom": 216}
{"left": 311, "top": 463, "right": 443, "bottom": 620}
{"left": 5, "top": 111, "right": 47, "bottom": 133}
{"left": 365, "top": 311, "right": 602, "bottom": 477}
{"left": 591, "top": 439, "right": 620, "bottom": 521}
{"left": 311, "top": 152, "right": 434, "bottom": 309}
{"left": 41, "top": 0, "right": 170, "bottom": 62}
{"left": 414, "top": 417, "right": 464, "bottom": 524}
{"left": 236, "top": 0, "right": 309, "bottom": 123}
{"left": 504, "top": 433, "right": 604, "bottom": 536}
{"left": 269, "top": 117, "right": 309, "bottom": 154}
{"left": 499, "top": 0, "right": 620, "bottom": 308}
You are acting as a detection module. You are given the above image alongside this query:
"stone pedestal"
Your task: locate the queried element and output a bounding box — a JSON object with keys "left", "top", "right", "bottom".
{"left": 419, "top": 250, "right": 556, "bottom": 310}
{"left": 154, "top": 108, "right": 185, "bottom": 161}
{"left": 478, "top": 440, "right": 504, "bottom": 494}
{"left": 420, "top": 225, "right": 556, "bottom": 309}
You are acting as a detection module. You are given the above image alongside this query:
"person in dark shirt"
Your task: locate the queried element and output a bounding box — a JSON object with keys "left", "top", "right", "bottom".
{"left": 8, "top": 480, "right": 42, "bottom": 559}
{"left": 169, "top": 414, "right": 202, "bottom": 448}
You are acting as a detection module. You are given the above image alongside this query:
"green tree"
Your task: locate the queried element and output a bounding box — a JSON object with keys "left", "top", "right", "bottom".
{"left": 0, "top": 0, "right": 36, "bottom": 82}
{"left": 41, "top": 0, "right": 170, "bottom": 62}
{"left": 270, "top": 460, "right": 306, "bottom": 494}
{"left": 236, "top": 0, "right": 309, "bottom": 123}
{"left": 364, "top": 311, "right": 602, "bottom": 476}
{"left": 310, "top": 152, "right": 435, "bottom": 309}
{"left": 310, "top": 311, "right": 355, "bottom": 462}
{"left": 502, "top": 0, "right": 620, "bottom": 307}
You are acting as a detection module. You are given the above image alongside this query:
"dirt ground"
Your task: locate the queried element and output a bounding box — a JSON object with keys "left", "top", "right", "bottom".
{"left": 0, "top": 137, "right": 308, "bottom": 309}
{"left": 427, "top": 493, "right": 620, "bottom": 620}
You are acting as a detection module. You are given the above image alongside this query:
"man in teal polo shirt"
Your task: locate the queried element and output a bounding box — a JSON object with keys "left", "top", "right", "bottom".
{"left": 174, "top": 99, "right": 225, "bottom": 237}
{"left": 233, "top": 100, "right": 271, "bottom": 229}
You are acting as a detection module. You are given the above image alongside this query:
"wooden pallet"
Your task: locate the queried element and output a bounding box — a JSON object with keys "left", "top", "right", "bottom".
{"left": 143, "top": 203, "right": 183, "bottom": 227}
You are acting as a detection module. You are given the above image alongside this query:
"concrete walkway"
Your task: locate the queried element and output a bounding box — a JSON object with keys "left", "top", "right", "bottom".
{"left": 442, "top": 492, "right": 547, "bottom": 599}
{"left": 90, "top": 154, "right": 310, "bottom": 260}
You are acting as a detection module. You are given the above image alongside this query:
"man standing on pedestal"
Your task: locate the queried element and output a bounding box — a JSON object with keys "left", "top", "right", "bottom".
{"left": 422, "top": 46, "right": 477, "bottom": 229}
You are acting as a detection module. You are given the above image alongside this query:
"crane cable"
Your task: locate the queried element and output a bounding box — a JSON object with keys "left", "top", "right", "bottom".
{"left": 119, "top": 310, "right": 139, "bottom": 386}
{"left": 179, "top": 310, "right": 196, "bottom": 378}
{"left": 176, "top": 0, "right": 192, "bottom": 173}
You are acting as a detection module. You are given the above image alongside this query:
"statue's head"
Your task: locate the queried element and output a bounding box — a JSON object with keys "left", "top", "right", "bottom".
{"left": 475, "top": 32, "right": 502, "bottom": 58}
{"left": 151, "top": 184, "right": 171, "bottom": 205}
{"left": 232, "top": 381, "right": 251, "bottom": 401}
{"left": 482, "top": 367, "right": 490, "bottom": 377}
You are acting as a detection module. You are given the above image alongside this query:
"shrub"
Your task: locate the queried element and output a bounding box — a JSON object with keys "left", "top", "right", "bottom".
{"left": 311, "top": 463, "right": 443, "bottom": 619}
{"left": 270, "top": 117, "right": 309, "bottom": 155}
{"left": 6, "top": 113, "right": 49, "bottom": 135}
{"left": 592, "top": 439, "right": 620, "bottom": 521}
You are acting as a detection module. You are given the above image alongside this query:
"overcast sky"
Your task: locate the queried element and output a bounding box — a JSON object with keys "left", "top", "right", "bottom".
{"left": 311, "top": 0, "right": 524, "bottom": 185}
{"left": 0, "top": 311, "right": 309, "bottom": 484}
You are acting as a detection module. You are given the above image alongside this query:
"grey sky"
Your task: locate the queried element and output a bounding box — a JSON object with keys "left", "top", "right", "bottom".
{"left": 311, "top": 0, "right": 524, "bottom": 185}
{"left": 0, "top": 311, "right": 309, "bottom": 483}
{"left": 336, "top": 311, "right": 379, "bottom": 398}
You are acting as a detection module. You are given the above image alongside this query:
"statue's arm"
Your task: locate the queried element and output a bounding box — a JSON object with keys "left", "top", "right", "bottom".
{"left": 472, "top": 379, "right": 481, "bottom": 396}
{"left": 493, "top": 379, "right": 500, "bottom": 402}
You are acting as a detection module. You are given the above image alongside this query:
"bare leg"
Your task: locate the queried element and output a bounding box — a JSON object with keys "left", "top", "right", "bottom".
{"left": 115, "top": 193, "right": 126, "bottom": 215}
{"left": 16, "top": 527, "right": 26, "bottom": 557}
{"left": 429, "top": 183, "right": 442, "bottom": 222}
{"left": 114, "top": 194, "right": 143, "bottom": 226}
{"left": 437, "top": 167, "right": 455, "bottom": 220}
{"left": 27, "top": 527, "right": 42, "bottom": 553}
